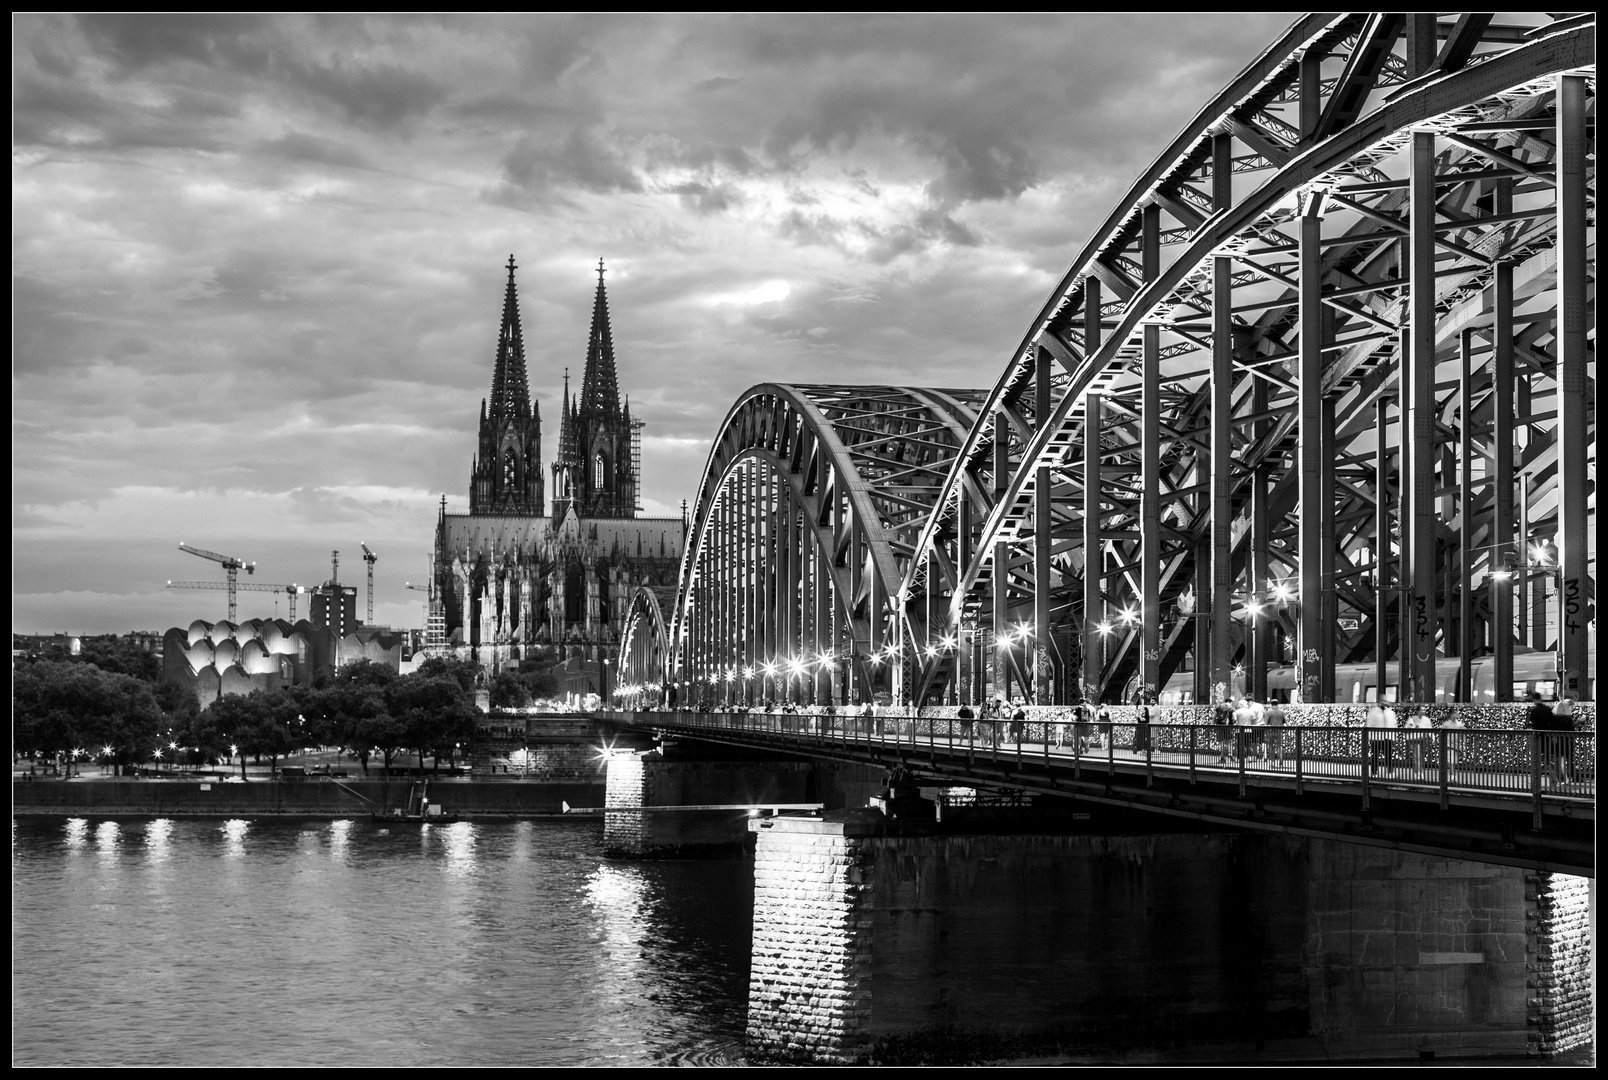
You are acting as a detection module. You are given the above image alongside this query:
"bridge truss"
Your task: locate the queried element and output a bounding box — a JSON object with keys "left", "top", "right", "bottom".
{"left": 905, "top": 12, "right": 1595, "bottom": 708}
{"left": 647, "top": 13, "right": 1595, "bottom": 712}
{"left": 663, "top": 384, "right": 986, "bottom": 706}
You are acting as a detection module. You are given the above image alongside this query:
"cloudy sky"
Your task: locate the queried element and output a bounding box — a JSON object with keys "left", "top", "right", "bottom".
{"left": 14, "top": 12, "right": 1296, "bottom": 634}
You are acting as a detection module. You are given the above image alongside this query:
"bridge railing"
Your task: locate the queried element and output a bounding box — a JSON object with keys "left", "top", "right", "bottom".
{"left": 620, "top": 710, "right": 1595, "bottom": 808}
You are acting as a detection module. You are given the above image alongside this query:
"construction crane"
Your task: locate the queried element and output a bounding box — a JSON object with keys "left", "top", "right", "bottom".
{"left": 167, "top": 582, "right": 304, "bottom": 620}
{"left": 176, "top": 542, "right": 255, "bottom": 621}
{"left": 360, "top": 542, "right": 378, "bottom": 625}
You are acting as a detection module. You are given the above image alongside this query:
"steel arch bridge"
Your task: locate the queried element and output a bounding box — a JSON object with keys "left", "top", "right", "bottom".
{"left": 659, "top": 384, "right": 987, "bottom": 707}
{"left": 905, "top": 11, "right": 1596, "bottom": 709}
{"left": 638, "top": 12, "right": 1595, "bottom": 713}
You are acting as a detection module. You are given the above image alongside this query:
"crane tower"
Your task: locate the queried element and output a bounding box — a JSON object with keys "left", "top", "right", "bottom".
{"left": 361, "top": 543, "right": 378, "bottom": 625}
{"left": 176, "top": 542, "right": 255, "bottom": 621}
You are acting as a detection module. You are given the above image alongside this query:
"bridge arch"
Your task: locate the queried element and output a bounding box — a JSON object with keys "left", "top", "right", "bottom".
{"left": 616, "top": 585, "right": 669, "bottom": 707}
{"left": 906, "top": 12, "right": 1595, "bottom": 709}
{"left": 669, "top": 383, "right": 986, "bottom": 707}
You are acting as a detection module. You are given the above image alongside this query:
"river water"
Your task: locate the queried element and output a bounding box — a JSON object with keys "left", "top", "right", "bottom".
{"left": 12, "top": 817, "right": 752, "bottom": 1066}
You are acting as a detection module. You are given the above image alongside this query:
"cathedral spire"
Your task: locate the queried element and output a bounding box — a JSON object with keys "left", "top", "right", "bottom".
{"left": 489, "top": 254, "right": 530, "bottom": 418}
{"left": 470, "top": 255, "right": 544, "bottom": 516}
{"left": 578, "top": 259, "right": 620, "bottom": 419}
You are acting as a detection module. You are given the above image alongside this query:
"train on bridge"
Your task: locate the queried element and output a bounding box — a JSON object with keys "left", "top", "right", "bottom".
{"left": 1149, "top": 650, "right": 1583, "bottom": 706}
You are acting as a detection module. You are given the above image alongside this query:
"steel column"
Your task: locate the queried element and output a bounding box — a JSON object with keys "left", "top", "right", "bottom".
{"left": 1249, "top": 375, "right": 1271, "bottom": 704}
{"left": 1034, "top": 346, "right": 1054, "bottom": 704}
{"left": 1459, "top": 330, "right": 1475, "bottom": 702}
{"left": 1490, "top": 179, "right": 1515, "bottom": 700}
{"left": 1554, "top": 73, "right": 1590, "bottom": 703}
{"left": 957, "top": 491, "right": 974, "bottom": 705}
{"left": 1140, "top": 204, "right": 1162, "bottom": 704}
{"left": 992, "top": 415, "right": 1010, "bottom": 701}
{"left": 1297, "top": 189, "right": 1327, "bottom": 702}
{"left": 1210, "top": 131, "right": 1234, "bottom": 700}
{"left": 1375, "top": 397, "right": 1392, "bottom": 702}
{"left": 1083, "top": 275, "right": 1104, "bottom": 705}
{"left": 1406, "top": 130, "right": 1441, "bottom": 705}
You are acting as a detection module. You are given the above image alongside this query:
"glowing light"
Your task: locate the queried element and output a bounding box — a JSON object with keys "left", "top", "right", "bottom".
{"left": 925, "top": 646, "right": 937, "bottom": 658}
{"left": 996, "top": 637, "right": 1013, "bottom": 650}
{"left": 762, "top": 662, "right": 777, "bottom": 676}
{"left": 1096, "top": 621, "right": 1112, "bottom": 635}
{"left": 941, "top": 636, "right": 956, "bottom": 650}
{"left": 1119, "top": 607, "right": 1137, "bottom": 626}
{"left": 1245, "top": 602, "right": 1263, "bottom": 617}
{"left": 1272, "top": 582, "right": 1293, "bottom": 601}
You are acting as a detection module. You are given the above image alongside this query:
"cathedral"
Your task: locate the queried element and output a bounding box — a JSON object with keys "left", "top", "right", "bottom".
{"left": 434, "top": 257, "right": 685, "bottom": 694}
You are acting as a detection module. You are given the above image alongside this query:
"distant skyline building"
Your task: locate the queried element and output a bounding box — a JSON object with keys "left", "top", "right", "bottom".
{"left": 435, "top": 258, "right": 683, "bottom": 690}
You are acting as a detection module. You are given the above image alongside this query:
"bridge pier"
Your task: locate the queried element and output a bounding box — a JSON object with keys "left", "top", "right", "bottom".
{"left": 601, "top": 743, "right": 881, "bottom": 858}
{"left": 744, "top": 814, "right": 1592, "bottom": 1064}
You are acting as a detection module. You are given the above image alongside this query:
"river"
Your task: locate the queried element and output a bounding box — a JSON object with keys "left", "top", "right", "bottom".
{"left": 12, "top": 817, "right": 752, "bottom": 1066}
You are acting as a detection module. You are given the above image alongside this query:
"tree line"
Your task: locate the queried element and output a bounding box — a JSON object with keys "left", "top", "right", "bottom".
{"left": 12, "top": 636, "right": 556, "bottom": 778}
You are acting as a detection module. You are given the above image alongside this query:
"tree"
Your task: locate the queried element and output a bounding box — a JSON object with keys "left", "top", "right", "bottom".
{"left": 251, "top": 689, "right": 306, "bottom": 775}
{"left": 416, "top": 655, "right": 482, "bottom": 696}
{"left": 77, "top": 636, "right": 161, "bottom": 683}
{"left": 12, "top": 661, "right": 164, "bottom": 775}
{"left": 519, "top": 666, "right": 561, "bottom": 701}
{"left": 489, "top": 671, "right": 530, "bottom": 710}
{"left": 319, "top": 661, "right": 402, "bottom": 773}
{"left": 201, "top": 694, "right": 270, "bottom": 780}
{"left": 390, "top": 674, "right": 480, "bottom": 773}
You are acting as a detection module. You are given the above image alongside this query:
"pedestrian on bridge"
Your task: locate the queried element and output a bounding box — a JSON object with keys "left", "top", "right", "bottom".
{"left": 1366, "top": 702, "right": 1396, "bottom": 776}
{"left": 1009, "top": 702, "right": 1026, "bottom": 745}
{"left": 1550, "top": 696, "right": 1577, "bottom": 787}
{"left": 1528, "top": 693, "right": 1563, "bottom": 786}
{"left": 1077, "top": 700, "right": 1096, "bottom": 754}
{"left": 1440, "top": 712, "right": 1466, "bottom": 776}
{"left": 1094, "top": 701, "right": 1113, "bottom": 752}
{"left": 1406, "top": 710, "right": 1434, "bottom": 775}
{"left": 1247, "top": 698, "right": 1267, "bottom": 762}
{"left": 1232, "top": 698, "right": 1253, "bottom": 762}
{"left": 1213, "top": 699, "right": 1234, "bottom": 764}
{"left": 1264, "top": 699, "right": 1287, "bottom": 766}
{"left": 958, "top": 703, "right": 975, "bottom": 743}
{"left": 1132, "top": 693, "right": 1152, "bottom": 755}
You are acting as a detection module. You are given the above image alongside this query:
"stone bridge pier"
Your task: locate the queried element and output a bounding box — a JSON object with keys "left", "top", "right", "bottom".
{"left": 743, "top": 810, "right": 1593, "bottom": 1065}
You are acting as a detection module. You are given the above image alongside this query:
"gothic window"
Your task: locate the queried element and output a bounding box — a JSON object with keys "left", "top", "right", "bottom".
{"left": 503, "top": 451, "right": 517, "bottom": 492}
{"left": 597, "top": 561, "right": 611, "bottom": 621}
{"left": 594, "top": 452, "right": 606, "bottom": 491}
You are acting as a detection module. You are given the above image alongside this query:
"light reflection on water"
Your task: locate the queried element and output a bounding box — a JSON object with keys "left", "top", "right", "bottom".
{"left": 13, "top": 817, "right": 753, "bottom": 1067}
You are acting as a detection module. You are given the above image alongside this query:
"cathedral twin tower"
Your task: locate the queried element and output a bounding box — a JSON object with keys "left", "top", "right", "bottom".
{"left": 438, "top": 256, "right": 681, "bottom": 685}
{"left": 470, "top": 255, "right": 638, "bottom": 521}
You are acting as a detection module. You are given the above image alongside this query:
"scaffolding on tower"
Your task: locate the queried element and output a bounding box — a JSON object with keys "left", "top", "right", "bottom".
{"left": 632, "top": 418, "right": 644, "bottom": 513}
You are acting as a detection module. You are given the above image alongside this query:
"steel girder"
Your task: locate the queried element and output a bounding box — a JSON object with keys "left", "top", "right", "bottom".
{"left": 668, "top": 384, "right": 986, "bottom": 706}
{"left": 907, "top": 12, "right": 1595, "bottom": 708}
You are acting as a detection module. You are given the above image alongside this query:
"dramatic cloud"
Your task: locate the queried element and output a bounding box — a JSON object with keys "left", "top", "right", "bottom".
{"left": 13, "top": 12, "right": 1296, "bottom": 633}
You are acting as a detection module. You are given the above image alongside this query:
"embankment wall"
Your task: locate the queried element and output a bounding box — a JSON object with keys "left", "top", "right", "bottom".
{"left": 12, "top": 778, "right": 604, "bottom": 817}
